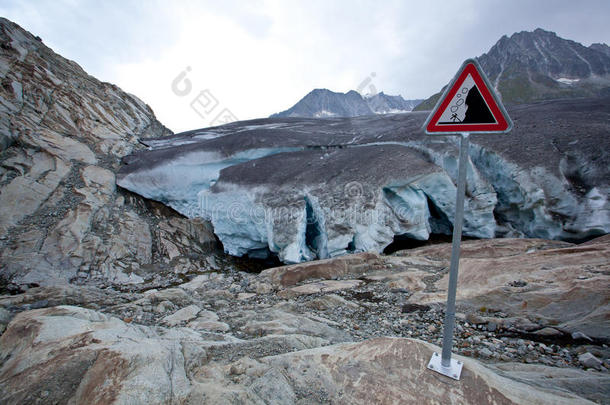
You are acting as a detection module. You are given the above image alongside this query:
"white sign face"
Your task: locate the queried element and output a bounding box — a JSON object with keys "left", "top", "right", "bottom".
{"left": 424, "top": 59, "right": 512, "bottom": 134}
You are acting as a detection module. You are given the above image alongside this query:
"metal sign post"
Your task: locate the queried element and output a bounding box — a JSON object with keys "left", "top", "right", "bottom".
{"left": 422, "top": 59, "right": 512, "bottom": 381}
{"left": 426, "top": 132, "right": 468, "bottom": 380}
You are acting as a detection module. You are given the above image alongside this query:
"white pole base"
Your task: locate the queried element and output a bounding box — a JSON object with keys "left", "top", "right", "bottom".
{"left": 427, "top": 352, "right": 463, "bottom": 380}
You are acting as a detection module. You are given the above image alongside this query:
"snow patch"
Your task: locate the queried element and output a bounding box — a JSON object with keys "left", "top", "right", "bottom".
{"left": 556, "top": 77, "right": 580, "bottom": 85}
{"left": 374, "top": 109, "right": 410, "bottom": 114}
{"left": 314, "top": 110, "right": 337, "bottom": 118}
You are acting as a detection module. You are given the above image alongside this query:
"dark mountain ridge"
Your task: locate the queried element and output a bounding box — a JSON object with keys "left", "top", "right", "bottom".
{"left": 271, "top": 88, "right": 422, "bottom": 118}
{"left": 416, "top": 28, "right": 610, "bottom": 110}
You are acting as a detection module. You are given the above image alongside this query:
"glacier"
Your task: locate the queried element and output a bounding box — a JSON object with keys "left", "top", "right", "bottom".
{"left": 117, "top": 100, "right": 610, "bottom": 263}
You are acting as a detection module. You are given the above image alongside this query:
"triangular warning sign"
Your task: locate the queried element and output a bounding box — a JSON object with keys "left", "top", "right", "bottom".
{"left": 424, "top": 59, "right": 512, "bottom": 134}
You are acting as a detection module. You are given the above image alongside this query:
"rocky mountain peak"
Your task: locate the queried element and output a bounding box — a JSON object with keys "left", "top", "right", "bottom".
{"left": 416, "top": 28, "right": 610, "bottom": 109}
{"left": 482, "top": 28, "right": 610, "bottom": 80}
{"left": 365, "top": 92, "right": 424, "bottom": 114}
{"left": 271, "top": 88, "right": 422, "bottom": 118}
{"left": 270, "top": 88, "right": 373, "bottom": 118}
{"left": 590, "top": 42, "right": 610, "bottom": 57}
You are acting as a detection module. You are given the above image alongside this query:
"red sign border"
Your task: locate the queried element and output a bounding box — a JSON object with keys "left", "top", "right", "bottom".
{"left": 424, "top": 59, "right": 512, "bottom": 134}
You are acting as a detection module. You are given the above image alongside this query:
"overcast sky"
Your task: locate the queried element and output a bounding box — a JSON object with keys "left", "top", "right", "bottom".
{"left": 1, "top": 0, "right": 609, "bottom": 132}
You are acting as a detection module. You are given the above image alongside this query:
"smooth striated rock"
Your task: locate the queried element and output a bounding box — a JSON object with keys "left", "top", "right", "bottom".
{"left": 156, "top": 217, "right": 217, "bottom": 260}
{"left": 188, "top": 337, "right": 593, "bottom": 404}
{"left": 406, "top": 236, "right": 610, "bottom": 339}
{"left": 277, "top": 279, "right": 363, "bottom": 298}
{"left": 0, "top": 305, "right": 355, "bottom": 404}
{"left": 363, "top": 269, "right": 428, "bottom": 292}
{"left": 396, "top": 238, "right": 573, "bottom": 260}
{"left": 0, "top": 306, "right": 198, "bottom": 404}
{"left": 238, "top": 308, "right": 351, "bottom": 343}
{"left": 0, "top": 284, "right": 134, "bottom": 310}
{"left": 161, "top": 304, "right": 201, "bottom": 326}
{"left": 0, "top": 152, "right": 70, "bottom": 236}
{"left": 261, "top": 252, "right": 384, "bottom": 287}
{"left": 490, "top": 362, "right": 609, "bottom": 404}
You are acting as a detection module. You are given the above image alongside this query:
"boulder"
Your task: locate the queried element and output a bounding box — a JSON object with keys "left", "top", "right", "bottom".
{"left": 188, "top": 319, "right": 230, "bottom": 332}
{"left": 578, "top": 352, "right": 603, "bottom": 370}
{"left": 161, "top": 304, "right": 201, "bottom": 326}
{"left": 260, "top": 252, "right": 385, "bottom": 287}
{"left": 188, "top": 337, "right": 593, "bottom": 404}
{"left": 0, "top": 306, "right": 198, "bottom": 404}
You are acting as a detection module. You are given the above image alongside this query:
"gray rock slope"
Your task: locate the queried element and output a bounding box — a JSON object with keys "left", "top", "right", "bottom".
{"left": 0, "top": 18, "right": 219, "bottom": 290}
{"left": 271, "top": 88, "right": 422, "bottom": 118}
{"left": 117, "top": 97, "right": 610, "bottom": 263}
{"left": 416, "top": 28, "right": 610, "bottom": 110}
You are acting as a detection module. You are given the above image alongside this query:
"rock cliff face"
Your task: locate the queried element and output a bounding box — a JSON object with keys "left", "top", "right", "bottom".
{"left": 0, "top": 18, "right": 217, "bottom": 290}
{"left": 416, "top": 29, "right": 610, "bottom": 110}
{"left": 118, "top": 97, "right": 610, "bottom": 264}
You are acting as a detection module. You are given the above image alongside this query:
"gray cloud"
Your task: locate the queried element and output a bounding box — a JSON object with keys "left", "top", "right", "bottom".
{"left": 1, "top": 0, "right": 608, "bottom": 132}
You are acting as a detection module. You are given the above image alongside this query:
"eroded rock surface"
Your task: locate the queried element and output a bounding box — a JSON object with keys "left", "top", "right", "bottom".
{"left": 0, "top": 236, "right": 607, "bottom": 404}
{"left": 260, "top": 252, "right": 384, "bottom": 287}
{"left": 191, "top": 338, "right": 594, "bottom": 404}
{"left": 0, "top": 306, "right": 597, "bottom": 405}
{"left": 0, "top": 18, "right": 219, "bottom": 290}
{"left": 404, "top": 236, "right": 610, "bottom": 340}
